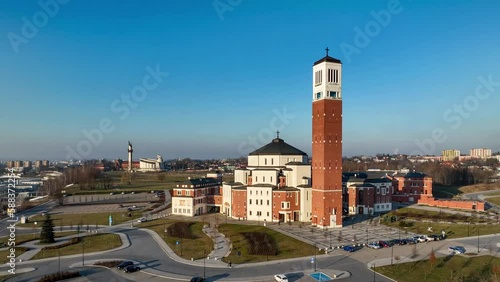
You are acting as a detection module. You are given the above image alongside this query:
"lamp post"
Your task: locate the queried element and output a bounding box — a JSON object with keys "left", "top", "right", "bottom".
{"left": 203, "top": 250, "right": 206, "bottom": 279}
{"left": 366, "top": 229, "right": 369, "bottom": 245}
{"left": 314, "top": 243, "right": 317, "bottom": 272}
{"left": 34, "top": 222, "right": 37, "bottom": 238}
{"left": 58, "top": 250, "right": 61, "bottom": 274}
{"left": 163, "top": 223, "right": 166, "bottom": 239}
{"left": 373, "top": 262, "right": 376, "bottom": 282}
{"left": 329, "top": 231, "right": 332, "bottom": 249}
{"left": 391, "top": 244, "right": 394, "bottom": 265}
{"left": 82, "top": 237, "right": 85, "bottom": 266}
{"left": 477, "top": 229, "right": 480, "bottom": 253}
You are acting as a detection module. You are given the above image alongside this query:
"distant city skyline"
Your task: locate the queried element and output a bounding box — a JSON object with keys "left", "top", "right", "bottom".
{"left": 1, "top": 0, "right": 500, "bottom": 160}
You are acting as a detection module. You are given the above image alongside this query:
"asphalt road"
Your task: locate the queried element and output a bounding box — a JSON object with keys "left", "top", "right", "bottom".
{"left": 0, "top": 200, "right": 58, "bottom": 237}
{"left": 1, "top": 226, "right": 392, "bottom": 282}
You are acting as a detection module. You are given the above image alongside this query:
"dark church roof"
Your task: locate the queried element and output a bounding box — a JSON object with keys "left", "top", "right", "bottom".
{"left": 249, "top": 138, "right": 307, "bottom": 156}
{"left": 313, "top": 55, "right": 342, "bottom": 66}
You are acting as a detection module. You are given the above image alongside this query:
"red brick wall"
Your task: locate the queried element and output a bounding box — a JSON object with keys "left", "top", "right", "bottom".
{"left": 231, "top": 190, "right": 247, "bottom": 219}
{"left": 418, "top": 197, "right": 485, "bottom": 211}
{"left": 312, "top": 99, "right": 343, "bottom": 226}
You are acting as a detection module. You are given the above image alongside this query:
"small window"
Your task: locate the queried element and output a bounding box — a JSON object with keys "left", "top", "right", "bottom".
{"left": 316, "top": 92, "right": 321, "bottom": 99}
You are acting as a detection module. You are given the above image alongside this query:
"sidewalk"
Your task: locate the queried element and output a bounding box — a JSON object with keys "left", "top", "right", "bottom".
{"left": 16, "top": 230, "right": 130, "bottom": 261}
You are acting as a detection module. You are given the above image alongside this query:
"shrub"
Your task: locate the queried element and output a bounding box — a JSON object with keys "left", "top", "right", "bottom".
{"left": 167, "top": 222, "right": 196, "bottom": 239}
{"left": 242, "top": 232, "right": 277, "bottom": 256}
{"left": 38, "top": 271, "right": 80, "bottom": 282}
{"left": 94, "top": 260, "right": 124, "bottom": 268}
{"left": 43, "top": 237, "right": 79, "bottom": 250}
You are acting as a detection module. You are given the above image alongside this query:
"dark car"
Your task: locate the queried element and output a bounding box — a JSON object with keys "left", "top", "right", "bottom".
{"left": 379, "top": 241, "right": 390, "bottom": 248}
{"left": 123, "top": 265, "right": 140, "bottom": 273}
{"left": 343, "top": 245, "right": 362, "bottom": 252}
{"left": 117, "top": 261, "right": 134, "bottom": 270}
{"left": 389, "top": 239, "right": 401, "bottom": 245}
{"left": 190, "top": 277, "right": 205, "bottom": 282}
{"left": 398, "top": 239, "right": 408, "bottom": 245}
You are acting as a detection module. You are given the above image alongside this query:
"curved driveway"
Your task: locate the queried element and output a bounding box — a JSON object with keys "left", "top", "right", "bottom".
{"left": 1, "top": 226, "right": 392, "bottom": 282}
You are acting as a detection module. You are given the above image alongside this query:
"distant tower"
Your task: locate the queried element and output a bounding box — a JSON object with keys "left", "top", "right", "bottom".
{"left": 128, "top": 141, "right": 133, "bottom": 172}
{"left": 311, "top": 48, "right": 343, "bottom": 228}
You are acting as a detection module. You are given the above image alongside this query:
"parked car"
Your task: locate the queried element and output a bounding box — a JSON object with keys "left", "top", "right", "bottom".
{"left": 367, "top": 242, "right": 381, "bottom": 249}
{"left": 274, "top": 274, "right": 289, "bottom": 282}
{"left": 343, "top": 245, "right": 362, "bottom": 252}
{"left": 398, "top": 239, "right": 408, "bottom": 245}
{"left": 190, "top": 277, "right": 205, "bottom": 282}
{"left": 428, "top": 234, "right": 441, "bottom": 241}
{"left": 137, "top": 217, "right": 147, "bottom": 223}
{"left": 413, "top": 235, "right": 426, "bottom": 243}
{"left": 123, "top": 265, "right": 140, "bottom": 273}
{"left": 389, "top": 239, "right": 401, "bottom": 245}
{"left": 406, "top": 237, "right": 418, "bottom": 244}
{"left": 116, "top": 261, "right": 134, "bottom": 270}
{"left": 379, "top": 241, "right": 390, "bottom": 248}
{"left": 449, "top": 246, "right": 466, "bottom": 254}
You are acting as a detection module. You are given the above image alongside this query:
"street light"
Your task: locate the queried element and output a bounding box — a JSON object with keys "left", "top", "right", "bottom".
{"left": 314, "top": 243, "right": 317, "bottom": 272}
{"left": 366, "top": 229, "right": 369, "bottom": 245}
{"left": 58, "top": 250, "right": 61, "bottom": 274}
{"left": 81, "top": 237, "right": 85, "bottom": 266}
{"left": 477, "top": 229, "right": 480, "bottom": 253}
{"left": 203, "top": 250, "right": 207, "bottom": 279}
{"left": 163, "top": 223, "right": 166, "bottom": 239}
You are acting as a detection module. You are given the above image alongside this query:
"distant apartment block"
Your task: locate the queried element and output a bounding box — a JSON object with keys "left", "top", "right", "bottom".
{"left": 442, "top": 149, "right": 460, "bottom": 161}
{"left": 23, "top": 161, "right": 32, "bottom": 169}
{"left": 470, "top": 148, "right": 492, "bottom": 159}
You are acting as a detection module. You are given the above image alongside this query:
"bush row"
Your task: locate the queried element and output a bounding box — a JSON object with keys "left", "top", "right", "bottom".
{"left": 167, "top": 222, "right": 196, "bottom": 239}
{"left": 242, "top": 232, "right": 277, "bottom": 256}
{"left": 38, "top": 271, "right": 80, "bottom": 282}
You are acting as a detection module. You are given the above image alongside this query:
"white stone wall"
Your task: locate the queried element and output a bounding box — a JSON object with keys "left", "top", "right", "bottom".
{"left": 246, "top": 186, "right": 273, "bottom": 222}
{"left": 172, "top": 197, "right": 194, "bottom": 216}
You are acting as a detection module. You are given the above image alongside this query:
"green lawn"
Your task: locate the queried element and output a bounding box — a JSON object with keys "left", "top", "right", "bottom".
{"left": 138, "top": 219, "right": 213, "bottom": 260}
{"left": 383, "top": 208, "right": 497, "bottom": 238}
{"left": 376, "top": 255, "right": 500, "bottom": 282}
{"left": 220, "top": 224, "right": 315, "bottom": 264}
{"left": 0, "top": 247, "right": 29, "bottom": 264}
{"left": 486, "top": 196, "right": 500, "bottom": 206}
{"left": 24, "top": 211, "right": 143, "bottom": 227}
{"left": 0, "top": 231, "right": 77, "bottom": 246}
{"left": 31, "top": 233, "right": 122, "bottom": 260}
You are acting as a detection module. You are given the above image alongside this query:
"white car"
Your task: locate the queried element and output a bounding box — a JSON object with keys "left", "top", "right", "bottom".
{"left": 274, "top": 274, "right": 288, "bottom": 282}
{"left": 137, "top": 217, "right": 147, "bottom": 223}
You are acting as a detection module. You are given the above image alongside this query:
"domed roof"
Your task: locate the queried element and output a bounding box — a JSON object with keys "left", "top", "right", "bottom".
{"left": 249, "top": 138, "right": 307, "bottom": 156}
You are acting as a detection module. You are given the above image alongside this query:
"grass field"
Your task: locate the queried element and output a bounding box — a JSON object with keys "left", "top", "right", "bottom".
{"left": 31, "top": 233, "right": 122, "bottom": 260}
{"left": 65, "top": 171, "right": 217, "bottom": 194}
{"left": 138, "top": 219, "right": 213, "bottom": 260}
{"left": 220, "top": 224, "right": 315, "bottom": 264}
{"left": 382, "top": 208, "right": 497, "bottom": 238}
{"left": 487, "top": 196, "right": 500, "bottom": 206}
{"left": 0, "top": 247, "right": 28, "bottom": 264}
{"left": 432, "top": 184, "right": 500, "bottom": 199}
{"left": 23, "top": 211, "right": 143, "bottom": 227}
{"left": 0, "top": 231, "right": 77, "bottom": 246}
{"left": 376, "top": 255, "right": 500, "bottom": 282}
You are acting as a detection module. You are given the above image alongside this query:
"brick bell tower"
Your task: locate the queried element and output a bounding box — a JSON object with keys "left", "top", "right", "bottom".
{"left": 311, "top": 48, "right": 343, "bottom": 228}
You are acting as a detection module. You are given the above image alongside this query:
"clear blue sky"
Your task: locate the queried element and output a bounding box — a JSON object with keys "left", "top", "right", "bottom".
{"left": 1, "top": 0, "right": 499, "bottom": 161}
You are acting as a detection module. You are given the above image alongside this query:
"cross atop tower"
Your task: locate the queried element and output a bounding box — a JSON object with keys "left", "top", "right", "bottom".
{"left": 325, "top": 47, "right": 329, "bottom": 56}
{"left": 276, "top": 130, "right": 280, "bottom": 138}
